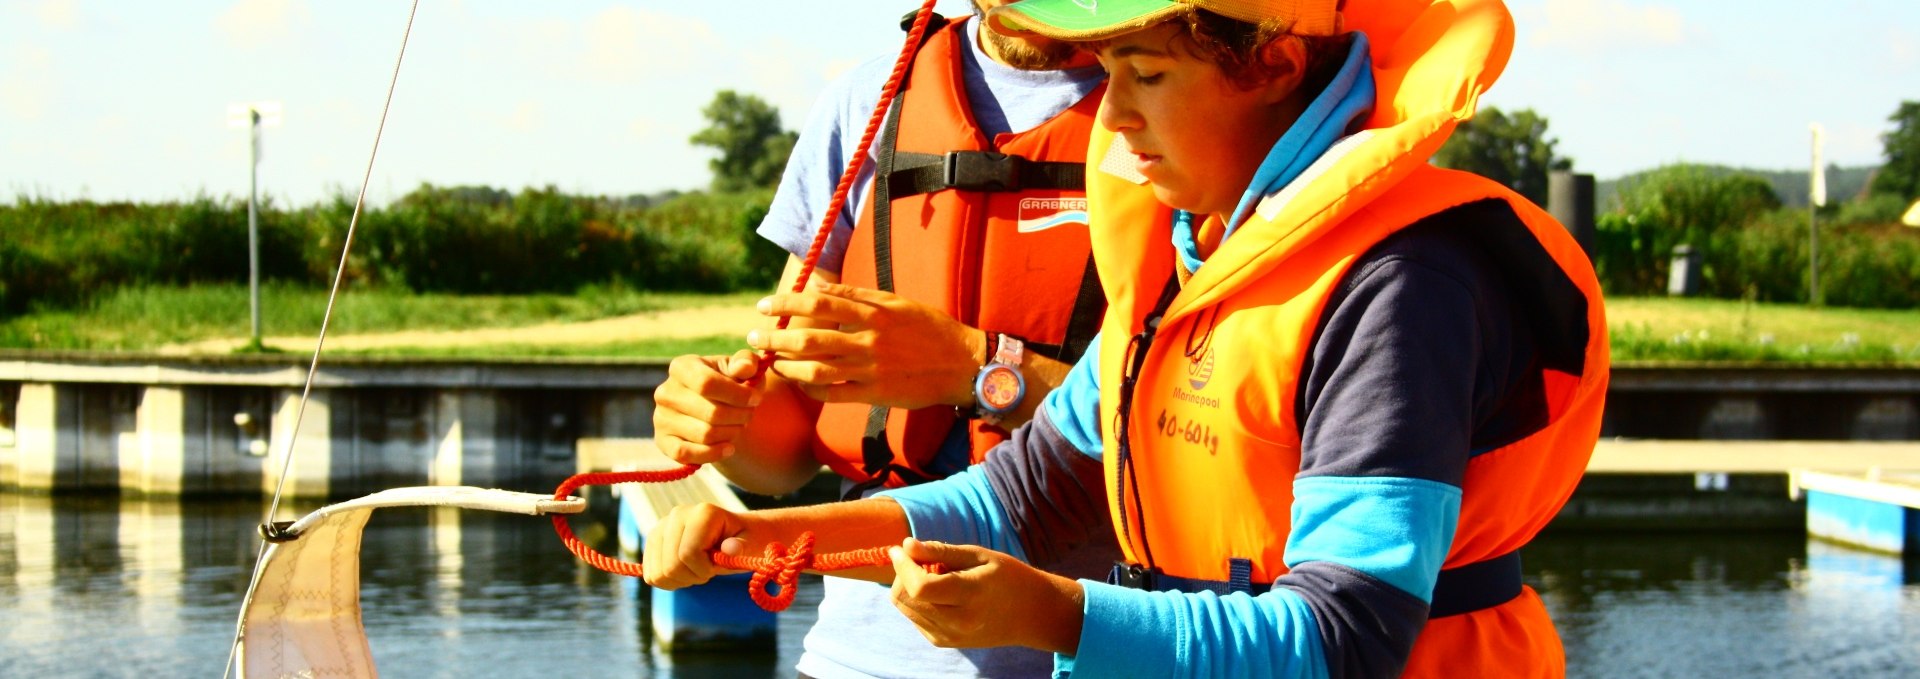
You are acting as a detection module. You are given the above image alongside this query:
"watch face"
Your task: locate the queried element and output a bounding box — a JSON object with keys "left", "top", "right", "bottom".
{"left": 979, "top": 364, "right": 1023, "bottom": 412}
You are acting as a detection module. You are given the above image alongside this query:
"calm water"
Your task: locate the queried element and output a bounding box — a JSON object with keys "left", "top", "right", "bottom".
{"left": 2, "top": 492, "right": 1917, "bottom": 678}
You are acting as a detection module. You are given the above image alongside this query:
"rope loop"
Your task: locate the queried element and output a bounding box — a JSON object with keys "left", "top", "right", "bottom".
{"left": 550, "top": 470, "right": 915, "bottom": 613}
{"left": 738, "top": 534, "right": 813, "bottom": 612}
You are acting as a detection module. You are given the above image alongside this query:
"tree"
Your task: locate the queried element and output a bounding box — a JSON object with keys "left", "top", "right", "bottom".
{"left": 1433, "top": 106, "right": 1572, "bottom": 205}
{"left": 1594, "top": 164, "right": 1785, "bottom": 297}
{"left": 1868, "top": 100, "right": 1920, "bottom": 202}
{"left": 689, "top": 90, "right": 799, "bottom": 193}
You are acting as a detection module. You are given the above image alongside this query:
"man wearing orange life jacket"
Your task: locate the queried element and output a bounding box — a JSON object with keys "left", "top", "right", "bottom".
{"left": 646, "top": 0, "right": 1608, "bottom": 676}
{"left": 649, "top": 3, "right": 1115, "bottom": 678}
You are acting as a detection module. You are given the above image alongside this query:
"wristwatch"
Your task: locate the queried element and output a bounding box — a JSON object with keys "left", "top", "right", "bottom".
{"left": 973, "top": 332, "right": 1027, "bottom": 426}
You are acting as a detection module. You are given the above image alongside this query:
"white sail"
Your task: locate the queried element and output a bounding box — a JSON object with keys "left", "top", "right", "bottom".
{"left": 235, "top": 487, "right": 584, "bottom": 679}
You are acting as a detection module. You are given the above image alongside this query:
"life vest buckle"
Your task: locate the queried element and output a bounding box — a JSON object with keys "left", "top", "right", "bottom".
{"left": 943, "top": 151, "right": 1024, "bottom": 192}
{"left": 1109, "top": 561, "right": 1159, "bottom": 590}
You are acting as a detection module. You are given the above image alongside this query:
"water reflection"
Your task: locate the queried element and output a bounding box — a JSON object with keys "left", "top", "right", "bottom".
{"left": 0, "top": 492, "right": 816, "bottom": 678}
{"left": 1528, "top": 529, "right": 1920, "bottom": 677}
{"left": 5, "top": 493, "right": 1918, "bottom": 677}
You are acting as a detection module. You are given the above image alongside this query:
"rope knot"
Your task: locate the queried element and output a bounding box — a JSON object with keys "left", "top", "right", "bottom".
{"left": 745, "top": 532, "right": 815, "bottom": 612}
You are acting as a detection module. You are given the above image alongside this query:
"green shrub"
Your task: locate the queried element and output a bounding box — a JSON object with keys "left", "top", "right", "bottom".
{"left": 1593, "top": 163, "right": 1920, "bottom": 309}
{"left": 0, "top": 186, "right": 784, "bottom": 312}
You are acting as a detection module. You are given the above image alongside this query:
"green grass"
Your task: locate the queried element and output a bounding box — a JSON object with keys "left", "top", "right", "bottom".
{"left": 0, "top": 283, "right": 759, "bottom": 353}
{"left": 4, "top": 286, "right": 1917, "bottom": 365}
{"left": 1607, "top": 296, "right": 1920, "bottom": 365}
{"left": 331, "top": 336, "right": 746, "bottom": 360}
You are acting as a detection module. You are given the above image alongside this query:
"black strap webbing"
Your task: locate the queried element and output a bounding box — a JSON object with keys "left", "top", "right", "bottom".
{"left": 1108, "top": 551, "right": 1525, "bottom": 619}
{"left": 860, "top": 9, "right": 949, "bottom": 475}
{"left": 884, "top": 151, "right": 1086, "bottom": 198}
{"left": 871, "top": 8, "right": 947, "bottom": 294}
{"left": 873, "top": 96, "right": 903, "bottom": 293}
{"left": 1113, "top": 273, "right": 1183, "bottom": 569}
{"left": 1056, "top": 255, "right": 1105, "bottom": 362}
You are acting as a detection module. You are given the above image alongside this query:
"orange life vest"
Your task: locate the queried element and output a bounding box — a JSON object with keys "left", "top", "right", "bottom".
{"left": 1086, "top": 0, "right": 1608, "bottom": 674}
{"left": 813, "top": 18, "right": 1106, "bottom": 489}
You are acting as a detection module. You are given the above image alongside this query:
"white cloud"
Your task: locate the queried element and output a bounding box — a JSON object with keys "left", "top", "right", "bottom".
{"left": 1829, "top": 121, "right": 1884, "bottom": 167}
{"left": 821, "top": 58, "right": 863, "bottom": 83}
{"left": 628, "top": 116, "right": 655, "bottom": 141}
{"left": 1890, "top": 30, "right": 1916, "bottom": 69}
{"left": 35, "top": 0, "right": 81, "bottom": 30}
{"left": 503, "top": 100, "right": 543, "bottom": 132}
{"left": 578, "top": 6, "right": 720, "bottom": 85}
{"left": 1530, "top": 0, "right": 1686, "bottom": 51}
{"left": 1, "top": 45, "right": 54, "bottom": 121}
{"left": 215, "top": 0, "right": 314, "bottom": 51}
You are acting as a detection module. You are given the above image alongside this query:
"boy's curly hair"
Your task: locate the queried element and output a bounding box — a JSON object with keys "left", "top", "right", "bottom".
{"left": 1093, "top": 7, "right": 1353, "bottom": 93}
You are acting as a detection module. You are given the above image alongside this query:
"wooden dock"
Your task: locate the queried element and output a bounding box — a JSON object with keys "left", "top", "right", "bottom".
{"left": 1790, "top": 469, "right": 1920, "bottom": 555}
{"left": 1551, "top": 439, "right": 1920, "bottom": 531}
{"left": 1589, "top": 439, "right": 1920, "bottom": 473}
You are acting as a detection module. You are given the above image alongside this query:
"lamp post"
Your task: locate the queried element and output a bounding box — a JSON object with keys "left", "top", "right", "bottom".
{"left": 227, "top": 101, "right": 282, "bottom": 348}
{"left": 1808, "top": 123, "right": 1827, "bottom": 306}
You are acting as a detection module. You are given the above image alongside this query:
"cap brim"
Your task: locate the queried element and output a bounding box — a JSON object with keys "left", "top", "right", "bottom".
{"left": 987, "top": 0, "right": 1189, "bottom": 42}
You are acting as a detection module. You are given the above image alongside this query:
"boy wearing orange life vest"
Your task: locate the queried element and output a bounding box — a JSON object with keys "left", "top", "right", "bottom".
{"left": 646, "top": 0, "right": 1608, "bottom": 676}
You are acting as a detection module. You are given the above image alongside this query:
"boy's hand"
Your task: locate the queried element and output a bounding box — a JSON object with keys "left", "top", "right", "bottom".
{"left": 652, "top": 350, "right": 764, "bottom": 465}
{"left": 886, "top": 538, "right": 1085, "bottom": 654}
{"left": 641, "top": 502, "right": 752, "bottom": 590}
{"left": 751, "top": 284, "right": 982, "bottom": 411}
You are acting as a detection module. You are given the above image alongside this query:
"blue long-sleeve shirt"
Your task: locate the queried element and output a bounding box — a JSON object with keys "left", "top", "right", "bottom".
{"left": 883, "top": 203, "right": 1555, "bottom": 679}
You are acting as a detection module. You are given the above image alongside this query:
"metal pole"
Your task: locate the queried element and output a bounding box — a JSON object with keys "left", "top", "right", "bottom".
{"left": 1808, "top": 203, "right": 1819, "bottom": 306}
{"left": 248, "top": 108, "right": 263, "bottom": 346}
{"left": 1808, "top": 123, "right": 1824, "bottom": 308}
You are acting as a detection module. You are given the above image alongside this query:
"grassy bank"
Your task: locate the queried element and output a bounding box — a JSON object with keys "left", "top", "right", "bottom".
{"left": 1, "top": 287, "right": 1914, "bottom": 364}
{"left": 0, "top": 283, "right": 758, "bottom": 355}
{"left": 1608, "top": 296, "right": 1920, "bottom": 364}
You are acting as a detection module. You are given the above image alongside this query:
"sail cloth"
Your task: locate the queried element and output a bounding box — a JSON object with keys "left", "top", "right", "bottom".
{"left": 235, "top": 487, "right": 585, "bottom": 679}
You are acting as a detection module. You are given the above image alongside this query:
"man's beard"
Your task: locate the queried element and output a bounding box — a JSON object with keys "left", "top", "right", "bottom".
{"left": 984, "top": 29, "right": 1082, "bottom": 70}
{"left": 972, "top": 2, "right": 1082, "bottom": 71}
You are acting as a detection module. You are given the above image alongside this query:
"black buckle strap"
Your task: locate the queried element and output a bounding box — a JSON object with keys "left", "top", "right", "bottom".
{"left": 1108, "top": 551, "right": 1524, "bottom": 619}
{"left": 1428, "top": 551, "right": 1523, "bottom": 618}
{"left": 945, "top": 151, "right": 1022, "bottom": 191}
{"left": 1108, "top": 559, "right": 1263, "bottom": 596}
{"left": 886, "top": 151, "right": 1086, "bottom": 198}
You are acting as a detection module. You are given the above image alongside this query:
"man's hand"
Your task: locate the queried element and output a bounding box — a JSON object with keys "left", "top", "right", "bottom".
{"left": 750, "top": 283, "right": 983, "bottom": 410}
{"left": 887, "top": 538, "right": 1085, "bottom": 654}
{"left": 652, "top": 350, "right": 764, "bottom": 465}
{"left": 641, "top": 502, "right": 753, "bottom": 590}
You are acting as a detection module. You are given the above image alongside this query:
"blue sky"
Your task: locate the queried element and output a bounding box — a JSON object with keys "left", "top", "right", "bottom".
{"left": 2, "top": 0, "right": 1915, "bottom": 206}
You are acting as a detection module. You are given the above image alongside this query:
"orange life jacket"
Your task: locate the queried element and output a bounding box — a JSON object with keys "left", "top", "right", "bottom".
{"left": 813, "top": 18, "right": 1106, "bottom": 489}
{"left": 1086, "top": 0, "right": 1608, "bottom": 674}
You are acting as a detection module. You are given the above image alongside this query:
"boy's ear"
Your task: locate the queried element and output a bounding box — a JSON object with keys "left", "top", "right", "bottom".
{"left": 1256, "top": 37, "right": 1309, "bottom": 106}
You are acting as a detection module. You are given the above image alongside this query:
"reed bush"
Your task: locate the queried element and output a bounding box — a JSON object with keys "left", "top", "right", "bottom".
{"left": 0, "top": 186, "right": 784, "bottom": 313}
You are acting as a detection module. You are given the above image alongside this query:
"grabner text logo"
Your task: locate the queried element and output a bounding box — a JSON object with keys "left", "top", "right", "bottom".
{"left": 1016, "top": 197, "right": 1089, "bottom": 233}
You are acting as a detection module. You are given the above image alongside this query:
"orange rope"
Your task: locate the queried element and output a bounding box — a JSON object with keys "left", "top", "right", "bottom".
{"left": 550, "top": 468, "right": 922, "bottom": 612}
{"left": 754, "top": 0, "right": 941, "bottom": 377}
{"left": 553, "top": 0, "right": 947, "bottom": 615}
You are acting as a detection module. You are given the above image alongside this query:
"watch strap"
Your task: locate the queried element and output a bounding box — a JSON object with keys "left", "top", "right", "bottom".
{"left": 992, "top": 333, "right": 1025, "bottom": 367}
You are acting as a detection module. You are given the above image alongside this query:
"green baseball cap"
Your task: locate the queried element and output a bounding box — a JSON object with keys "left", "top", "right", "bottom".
{"left": 987, "top": 0, "right": 1341, "bottom": 41}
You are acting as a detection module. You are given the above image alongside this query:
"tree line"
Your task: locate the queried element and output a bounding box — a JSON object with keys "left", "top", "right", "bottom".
{"left": 5, "top": 93, "right": 1918, "bottom": 316}
{"left": 1435, "top": 101, "right": 1920, "bottom": 308}
{"left": 0, "top": 89, "right": 804, "bottom": 317}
